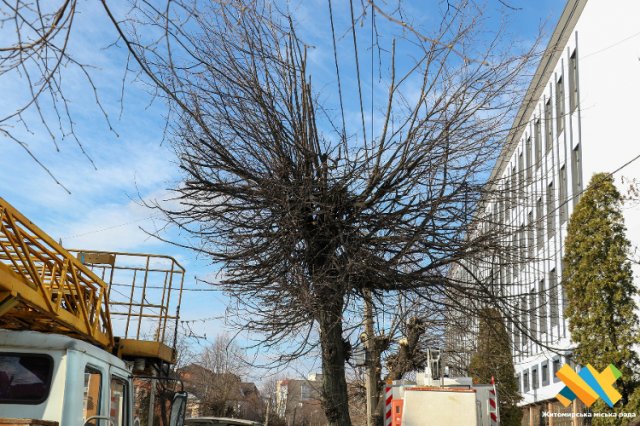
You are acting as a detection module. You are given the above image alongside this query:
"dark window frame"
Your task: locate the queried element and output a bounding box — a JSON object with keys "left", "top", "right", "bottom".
{"left": 549, "top": 269, "right": 559, "bottom": 327}
{"left": 559, "top": 165, "right": 568, "bottom": 224}
{"left": 556, "top": 75, "right": 565, "bottom": 134}
{"left": 539, "top": 279, "right": 548, "bottom": 337}
{"left": 546, "top": 181, "right": 556, "bottom": 240}
{"left": 569, "top": 50, "right": 579, "bottom": 112}
{"left": 552, "top": 356, "right": 562, "bottom": 383}
{"left": 525, "top": 137, "right": 532, "bottom": 181}
{"left": 532, "top": 366, "right": 539, "bottom": 390}
{"left": 544, "top": 98, "right": 553, "bottom": 152}
{"left": 541, "top": 361, "right": 550, "bottom": 387}
{"left": 0, "top": 352, "right": 54, "bottom": 405}
{"left": 534, "top": 119, "right": 542, "bottom": 167}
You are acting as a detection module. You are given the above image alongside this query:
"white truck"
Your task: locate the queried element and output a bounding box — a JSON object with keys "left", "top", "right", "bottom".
{"left": 387, "top": 350, "right": 500, "bottom": 426}
{"left": 0, "top": 197, "right": 188, "bottom": 426}
{"left": 0, "top": 329, "right": 189, "bottom": 426}
{"left": 396, "top": 380, "right": 499, "bottom": 426}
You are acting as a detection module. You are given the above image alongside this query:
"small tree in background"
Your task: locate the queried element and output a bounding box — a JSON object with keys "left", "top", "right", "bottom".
{"left": 563, "top": 173, "right": 640, "bottom": 419}
{"left": 468, "top": 308, "right": 522, "bottom": 426}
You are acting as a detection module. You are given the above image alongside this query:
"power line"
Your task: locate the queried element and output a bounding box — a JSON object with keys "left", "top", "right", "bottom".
{"left": 108, "top": 281, "right": 219, "bottom": 292}
{"left": 349, "top": 0, "right": 368, "bottom": 146}
{"left": 62, "top": 214, "right": 160, "bottom": 240}
{"left": 327, "top": 0, "right": 346, "bottom": 140}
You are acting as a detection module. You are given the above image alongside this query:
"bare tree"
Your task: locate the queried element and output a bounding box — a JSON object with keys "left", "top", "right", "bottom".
{"left": 2, "top": 1, "right": 547, "bottom": 424}
{"left": 124, "top": 1, "right": 540, "bottom": 424}
{"left": 260, "top": 376, "right": 287, "bottom": 426}
{"left": 183, "top": 334, "right": 249, "bottom": 417}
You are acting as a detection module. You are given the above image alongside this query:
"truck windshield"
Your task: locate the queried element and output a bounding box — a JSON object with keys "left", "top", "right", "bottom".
{"left": 0, "top": 353, "right": 53, "bottom": 404}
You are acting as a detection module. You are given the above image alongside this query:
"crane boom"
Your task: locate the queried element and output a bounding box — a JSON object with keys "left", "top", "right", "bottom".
{"left": 0, "top": 197, "right": 114, "bottom": 350}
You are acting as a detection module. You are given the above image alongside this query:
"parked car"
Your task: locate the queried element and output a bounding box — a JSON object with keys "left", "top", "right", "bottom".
{"left": 184, "top": 417, "right": 262, "bottom": 426}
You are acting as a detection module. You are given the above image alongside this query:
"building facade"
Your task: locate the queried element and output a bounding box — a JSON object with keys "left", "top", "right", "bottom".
{"left": 483, "top": 0, "right": 640, "bottom": 415}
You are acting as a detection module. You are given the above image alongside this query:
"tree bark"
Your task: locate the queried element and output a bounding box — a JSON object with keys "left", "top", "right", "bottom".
{"left": 318, "top": 303, "right": 352, "bottom": 426}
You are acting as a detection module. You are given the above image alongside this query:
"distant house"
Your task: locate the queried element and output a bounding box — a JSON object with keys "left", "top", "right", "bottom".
{"left": 276, "top": 374, "right": 326, "bottom": 426}
{"left": 275, "top": 373, "right": 365, "bottom": 426}
{"left": 177, "top": 363, "right": 263, "bottom": 421}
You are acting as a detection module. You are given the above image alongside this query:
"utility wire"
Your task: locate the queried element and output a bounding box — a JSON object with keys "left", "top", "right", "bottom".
{"left": 349, "top": 0, "right": 367, "bottom": 146}
{"left": 327, "top": 0, "right": 346, "bottom": 141}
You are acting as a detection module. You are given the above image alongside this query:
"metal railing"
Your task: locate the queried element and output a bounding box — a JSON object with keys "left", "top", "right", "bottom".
{"left": 72, "top": 250, "right": 186, "bottom": 362}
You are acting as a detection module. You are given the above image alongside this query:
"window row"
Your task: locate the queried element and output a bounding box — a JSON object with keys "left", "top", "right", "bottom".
{"left": 517, "top": 356, "right": 564, "bottom": 394}
{"left": 510, "top": 268, "right": 568, "bottom": 359}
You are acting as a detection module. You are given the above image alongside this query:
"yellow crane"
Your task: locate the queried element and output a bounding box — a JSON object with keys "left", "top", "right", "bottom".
{"left": 0, "top": 196, "right": 185, "bottom": 365}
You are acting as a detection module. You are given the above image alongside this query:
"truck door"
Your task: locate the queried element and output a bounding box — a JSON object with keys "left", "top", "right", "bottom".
{"left": 109, "top": 374, "right": 131, "bottom": 426}
{"left": 83, "top": 365, "right": 105, "bottom": 425}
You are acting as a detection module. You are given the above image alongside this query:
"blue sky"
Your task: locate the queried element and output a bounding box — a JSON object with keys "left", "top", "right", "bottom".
{"left": 0, "top": 0, "right": 564, "bottom": 378}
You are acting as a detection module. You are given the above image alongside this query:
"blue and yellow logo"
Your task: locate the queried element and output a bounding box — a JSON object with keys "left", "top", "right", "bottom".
{"left": 556, "top": 364, "right": 622, "bottom": 408}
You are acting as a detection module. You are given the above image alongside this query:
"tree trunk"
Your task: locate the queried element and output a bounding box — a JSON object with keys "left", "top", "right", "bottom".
{"left": 318, "top": 304, "right": 352, "bottom": 426}
{"left": 364, "top": 289, "right": 383, "bottom": 426}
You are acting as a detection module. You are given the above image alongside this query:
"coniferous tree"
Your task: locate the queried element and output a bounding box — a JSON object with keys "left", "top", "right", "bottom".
{"left": 468, "top": 308, "right": 522, "bottom": 426}
{"left": 563, "top": 173, "right": 640, "bottom": 417}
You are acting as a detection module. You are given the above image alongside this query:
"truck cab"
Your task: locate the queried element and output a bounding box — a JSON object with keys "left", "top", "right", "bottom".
{"left": 1, "top": 329, "right": 134, "bottom": 425}
{"left": 0, "top": 199, "right": 188, "bottom": 426}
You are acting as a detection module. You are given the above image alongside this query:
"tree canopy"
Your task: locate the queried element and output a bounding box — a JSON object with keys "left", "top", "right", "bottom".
{"left": 563, "top": 172, "right": 640, "bottom": 413}
{"left": 468, "top": 307, "right": 522, "bottom": 426}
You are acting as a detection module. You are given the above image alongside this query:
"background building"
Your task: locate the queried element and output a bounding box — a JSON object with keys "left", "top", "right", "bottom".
{"left": 473, "top": 0, "right": 640, "bottom": 420}
{"left": 177, "top": 363, "right": 263, "bottom": 421}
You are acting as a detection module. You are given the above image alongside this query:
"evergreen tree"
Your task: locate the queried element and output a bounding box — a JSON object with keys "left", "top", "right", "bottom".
{"left": 468, "top": 308, "right": 522, "bottom": 426}
{"left": 563, "top": 173, "right": 640, "bottom": 417}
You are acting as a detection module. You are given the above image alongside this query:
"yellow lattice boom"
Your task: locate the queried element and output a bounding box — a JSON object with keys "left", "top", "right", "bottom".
{"left": 0, "top": 197, "right": 114, "bottom": 350}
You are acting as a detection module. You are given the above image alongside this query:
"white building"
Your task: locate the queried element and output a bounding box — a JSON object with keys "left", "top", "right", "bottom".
{"left": 486, "top": 0, "right": 640, "bottom": 414}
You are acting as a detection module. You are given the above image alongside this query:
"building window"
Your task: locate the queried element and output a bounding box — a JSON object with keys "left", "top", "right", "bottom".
{"left": 539, "top": 279, "right": 547, "bottom": 337}
{"left": 545, "top": 99, "right": 553, "bottom": 152}
{"left": 546, "top": 182, "right": 556, "bottom": 240}
{"left": 520, "top": 297, "right": 527, "bottom": 349}
{"left": 553, "top": 357, "right": 562, "bottom": 383}
{"left": 571, "top": 143, "right": 583, "bottom": 203}
{"left": 504, "top": 179, "right": 511, "bottom": 219}
{"left": 511, "top": 166, "right": 517, "bottom": 208}
{"left": 516, "top": 374, "right": 521, "bottom": 393}
{"left": 569, "top": 50, "right": 578, "bottom": 112}
{"left": 518, "top": 151, "right": 525, "bottom": 191}
{"left": 549, "top": 269, "right": 559, "bottom": 327}
{"left": 512, "top": 233, "right": 518, "bottom": 280}
{"left": 528, "top": 211, "right": 534, "bottom": 259}
{"left": 542, "top": 361, "right": 550, "bottom": 386}
{"left": 525, "top": 137, "right": 532, "bottom": 181}
{"left": 529, "top": 289, "right": 537, "bottom": 337}
{"left": 559, "top": 166, "right": 568, "bottom": 224}
{"left": 556, "top": 76, "right": 565, "bottom": 134}
{"left": 532, "top": 367, "right": 539, "bottom": 390}
{"left": 536, "top": 198, "right": 544, "bottom": 250}
{"left": 523, "top": 371, "right": 530, "bottom": 392}
{"left": 519, "top": 226, "right": 525, "bottom": 270}
{"left": 301, "top": 383, "right": 312, "bottom": 400}
{"left": 534, "top": 119, "right": 542, "bottom": 166}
